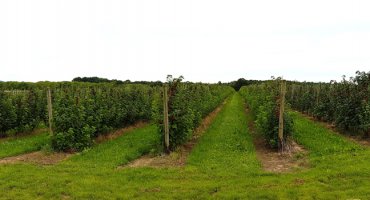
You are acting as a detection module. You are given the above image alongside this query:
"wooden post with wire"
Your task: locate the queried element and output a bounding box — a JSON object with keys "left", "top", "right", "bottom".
{"left": 278, "top": 80, "right": 286, "bottom": 153}
{"left": 163, "top": 84, "right": 170, "bottom": 153}
{"left": 47, "top": 88, "right": 53, "bottom": 136}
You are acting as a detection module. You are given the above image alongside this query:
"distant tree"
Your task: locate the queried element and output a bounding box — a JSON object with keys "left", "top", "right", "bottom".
{"left": 72, "top": 77, "right": 110, "bottom": 83}
{"left": 230, "top": 78, "right": 262, "bottom": 91}
{"left": 72, "top": 77, "right": 163, "bottom": 86}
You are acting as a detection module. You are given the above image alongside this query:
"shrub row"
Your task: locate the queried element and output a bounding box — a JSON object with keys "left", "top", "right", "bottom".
{"left": 0, "top": 89, "right": 47, "bottom": 137}
{"left": 51, "top": 84, "right": 157, "bottom": 151}
{"left": 158, "top": 78, "right": 234, "bottom": 151}
{"left": 1, "top": 80, "right": 234, "bottom": 152}
{"left": 287, "top": 71, "right": 370, "bottom": 137}
{"left": 239, "top": 79, "right": 293, "bottom": 148}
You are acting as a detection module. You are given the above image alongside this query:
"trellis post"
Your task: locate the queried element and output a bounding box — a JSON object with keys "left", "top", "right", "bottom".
{"left": 47, "top": 88, "right": 53, "bottom": 136}
{"left": 163, "top": 84, "right": 170, "bottom": 153}
{"left": 278, "top": 80, "right": 286, "bottom": 152}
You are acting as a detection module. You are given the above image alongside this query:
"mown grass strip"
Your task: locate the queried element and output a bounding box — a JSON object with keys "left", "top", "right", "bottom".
{"left": 291, "top": 111, "right": 363, "bottom": 156}
{"left": 0, "top": 131, "right": 49, "bottom": 159}
{"left": 187, "top": 93, "right": 260, "bottom": 174}
{"left": 63, "top": 124, "right": 159, "bottom": 169}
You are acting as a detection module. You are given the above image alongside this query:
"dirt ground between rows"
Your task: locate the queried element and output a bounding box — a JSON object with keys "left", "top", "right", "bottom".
{"left": 0, "top": 151, "right": 73, "bottom": 165}
{"left": 246, "top": 108, "right": 309, "bottom": 173}
{"left": 122, "top": 101, "right": 227, "bottom": 169}
{"left": 0, "top": 122, "right": 149, "bottom": 165}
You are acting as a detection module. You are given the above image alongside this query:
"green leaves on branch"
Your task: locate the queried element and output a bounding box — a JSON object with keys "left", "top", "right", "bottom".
{"left": 0, "top": 89, "right": 46, "bottom": 137}
{"left": 240, "top": 80, "right": 293, "bottom": 148}
{"left": 51, "top": 84, "right": 156, "bottom": 152}
{"left": 287, "top": 71, "right": 370, "bottom": 136}
{"left": 158, "top": 77, "right": 234, "bottom": 151}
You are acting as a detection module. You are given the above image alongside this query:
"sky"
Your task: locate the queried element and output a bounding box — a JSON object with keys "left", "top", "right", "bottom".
{"left": 0, "top": 0, "right": 369, "bottom": 83}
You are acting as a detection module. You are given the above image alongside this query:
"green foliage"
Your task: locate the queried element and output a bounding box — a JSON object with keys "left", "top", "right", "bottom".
{"left": 65, "top": 124, "right": 159, "bottom": 168}
{"left": 239, "top": 79, "right": 293, "bottom": 148}
{"left": 51, "top": 84, "right": 157, "bottom": 152}
{"left": 3, "top": 94, "right": 370, "bottom": 199}
{"left": 72, "top": 76, "right": 163, "bottom": 87}
{"left": 0, "top": 131, "right": 49, "bottom": 159}
{"left": 72, "top": 76, "right": 117, "bottom": 83}
{"left": 291, "top": 112, "right": 363, "bottom": 156}
{"left": 0, "top": 89, "right": 46, "bottom": 137}
{"left": 229, "top": 78, "right": 262, "bottom": 91}
{"left": 52, "top": 125, "right": 95, "bottom": 152}
{"left": 287, "top": 71, "right": 370, "bottom": 136}
{"left": 158, "top": 76, "right": 234, "bottom": 151}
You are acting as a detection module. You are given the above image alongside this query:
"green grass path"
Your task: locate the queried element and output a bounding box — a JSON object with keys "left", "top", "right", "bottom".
{"left": 0, "top": 131, "right": 49, "bottom": 159}
{"left": 292, "top": 111, "right": 363, "bottom": 156}
{"left": 63, "top": 124, "right": 159, "bottom": 169}
{"left": 187, "top": 92, "right": 260, "bottom": 174}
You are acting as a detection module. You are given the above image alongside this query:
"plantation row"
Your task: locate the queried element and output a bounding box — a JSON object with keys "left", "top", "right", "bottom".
{"left": 159, "top": 76, "right": 234, "bottom": 150}
{"left": 51, "top": 84, "right": 156, "bottom": 151}
{"left": 3, "top": 71, "right": 367, "bottom": 153}
{"left": 287, "top": 71, "right": 370, "bottom": 137}
{"left": 0, "top": 80, "right": 233, "bottom": 152}
{"left": 0, "top": 89, "right": 47, "bottom": 136}
{"left": 239, "top": 79, "right": 293, "bottom": 149}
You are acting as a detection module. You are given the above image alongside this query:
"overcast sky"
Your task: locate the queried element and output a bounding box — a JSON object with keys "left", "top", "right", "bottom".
{"left": 0, "top": 0, "right": 369, "bottom": 83}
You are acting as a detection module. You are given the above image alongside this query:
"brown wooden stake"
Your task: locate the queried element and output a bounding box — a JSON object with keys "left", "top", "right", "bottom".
{"left": 291, "top": 84, "right": 295, "bottom": 101}
{"left": 163, "top": 84, "right": 170, "bottom": 153}
{"left": 47, "top": 88, "right": 53, "bottom": 136}
{"left": 316, "top": 84, "right": 321, "bottom": 106}
{"left": 278, "top": 80, "right": 286, "bottom": 153}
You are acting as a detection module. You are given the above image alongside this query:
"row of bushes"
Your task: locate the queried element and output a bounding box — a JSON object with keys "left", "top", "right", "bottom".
{"left": 0, "top": 89, "right": 47, "bottom": 137}
{"left": 0, "top": 82, "right": 117, "bottom": 138}
{"left": 158, "top": 77, "right": 234, "bottom": 151}
{"left": 287, "top": 71, "right": 370, "bottom": 137}
{"left": 51, "top": 84, "right": 157, "bottom": 151}
{"left": 239, "top": 79, "right": 293, "bottom": 149}
{"left": 0, "top": 82, "right": 158, "bottom": 151}
{"left": 1, "top": 80, "right": 234, "bottom": 152}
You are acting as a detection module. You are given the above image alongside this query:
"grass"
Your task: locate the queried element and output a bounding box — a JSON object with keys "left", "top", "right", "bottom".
{"left": 1, "top": 93, "right": 370, "bottom": 199}
{"left": 187, "top": 92, "right": 260, "bottom": 175}
{"left": 291, "top": 111, "right": 364, "bottom": 156}
{"left": 64, "top": 124, "right": 159, "bottom": 169}
{"left": 0, "top": 131, "right": 49, "bottom": 159}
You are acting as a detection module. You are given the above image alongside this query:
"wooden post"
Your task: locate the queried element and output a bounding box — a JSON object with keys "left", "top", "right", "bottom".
{"left": 291, "top": 84, "right": 295, "bottom": 102}
{"left": 47, "top": 88, "right": 53, "bottom": 136}
{"left": 316, "top": 84, "right": 321, "bottom": 106}
{"left": 278, "top": 80, "right": 286, "bottom": 153}
{"left": 163, "top": 84, "right": 170, "bottom": 153}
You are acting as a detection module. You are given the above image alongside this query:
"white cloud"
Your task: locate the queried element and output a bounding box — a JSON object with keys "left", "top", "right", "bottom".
{"left": 0, "top": 0, "right": 369, "bottom": 82}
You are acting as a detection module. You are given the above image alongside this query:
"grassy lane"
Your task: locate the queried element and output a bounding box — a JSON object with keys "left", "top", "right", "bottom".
{"left": 286, "top": 112, "right": 370, "bottom": 198}
{"left": 0, "top": 124, "right": 162, "bottom": 199}
{"left": 0, "top": 131, "right": 49, "bottom": 159}
{"left": 291, "top": 111, "right": 363, "bottom": 156}
{"left": 187, "top": 92, "right": 260, "bottom": 175}
{"left": 62, "top": 124, "right": 160, "bottom": 169}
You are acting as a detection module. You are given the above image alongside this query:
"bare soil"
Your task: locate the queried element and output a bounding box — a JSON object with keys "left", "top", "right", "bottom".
{"left": 122, "top": 101, "right": 227, "bottom": 169}
{"left": 246, "top": 109, "right": 309, "bottom": 173}
{"left": 299, "top": 112, "right": 370, "bottom": 147}
{"left": 0, "top": 151, "right": 72, "bottom": 165}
